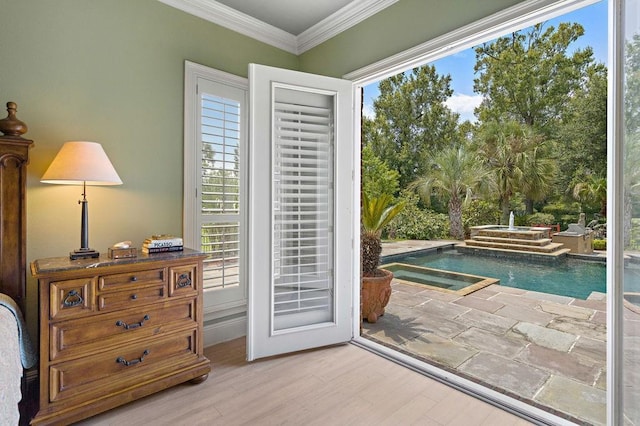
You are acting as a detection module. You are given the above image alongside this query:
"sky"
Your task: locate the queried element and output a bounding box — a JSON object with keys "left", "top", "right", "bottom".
{"left": 362, "top": 0, "right": 608, "bottom": 123}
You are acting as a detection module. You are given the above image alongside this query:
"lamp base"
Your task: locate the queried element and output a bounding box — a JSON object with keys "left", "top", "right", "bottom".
{"left": 70, "top": 248, "right": 100, "bottom": 260}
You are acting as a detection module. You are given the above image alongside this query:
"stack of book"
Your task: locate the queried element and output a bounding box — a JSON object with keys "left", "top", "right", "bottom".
{"left": 142, "top": 235, "right": 184, "bottom": 254}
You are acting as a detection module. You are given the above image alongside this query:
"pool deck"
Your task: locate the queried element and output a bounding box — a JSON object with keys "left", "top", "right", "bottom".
{"left": 362, "top": 240, "right": 627, "bottom": 425}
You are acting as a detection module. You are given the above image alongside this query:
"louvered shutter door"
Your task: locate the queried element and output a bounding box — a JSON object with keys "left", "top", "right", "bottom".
{"left": 272, "top": 94, "right": 334, "bottom": 330}
{"left": 248, "top": 64, "right": 354, "bottom": 360}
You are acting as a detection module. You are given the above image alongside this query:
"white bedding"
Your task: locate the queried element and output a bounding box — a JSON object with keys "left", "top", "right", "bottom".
{"left": 0, "top": 306, "right": 22, "bottom": 426}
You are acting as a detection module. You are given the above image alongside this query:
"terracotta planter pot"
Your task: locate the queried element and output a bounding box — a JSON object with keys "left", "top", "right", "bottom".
{"left": 361, "top": 269, "right": 393, "bottom": 323}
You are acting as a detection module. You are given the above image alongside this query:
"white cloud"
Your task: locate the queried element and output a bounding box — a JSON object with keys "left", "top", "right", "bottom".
{"left": 362, "top": 103, "right": 375, "bottom": 119}
{"left": 361, "top": 92, "right": 483, "bottom": 123}
{"left": 445, "top": 93, "right": 483, "bottom": 123}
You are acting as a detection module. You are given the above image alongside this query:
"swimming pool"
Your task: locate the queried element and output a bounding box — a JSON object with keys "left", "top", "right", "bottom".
{"left": 386, "top": 248, "right": 607, "bottom": 299}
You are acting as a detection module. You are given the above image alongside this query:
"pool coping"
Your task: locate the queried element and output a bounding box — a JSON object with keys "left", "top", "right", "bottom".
{"left": 381, "top": 241, "right": 609, "bottom": 265}
{"left": 381, "top": 243, "right": 456, "bottom": 264}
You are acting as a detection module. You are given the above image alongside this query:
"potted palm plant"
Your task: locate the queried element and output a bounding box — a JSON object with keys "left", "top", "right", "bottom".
{"left": 361, "top": 193, "right": 405, "bottom": 323}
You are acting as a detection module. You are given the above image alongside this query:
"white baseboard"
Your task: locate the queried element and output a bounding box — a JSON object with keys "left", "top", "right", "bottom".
{"left": 203, "top": 316, "right": 246, "bottom": 347}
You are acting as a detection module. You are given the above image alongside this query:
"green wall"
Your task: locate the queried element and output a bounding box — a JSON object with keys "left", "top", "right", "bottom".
{"left": 0, "top": 0, "right": 297, "bottom": 330}
{"left": 2, "top": 0, "right": 530, "bottom": 337}
{"left": 299, "top": 0, "right": 527, "bottom": 77}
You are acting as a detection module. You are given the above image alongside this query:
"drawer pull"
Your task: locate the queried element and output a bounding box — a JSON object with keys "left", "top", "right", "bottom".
{"left": 131, "top": 294, "right": 138, "bottom": 300}
{"left": 116, "top": 349, "right": 150, "bottom": 367}
{"left": 176, "top": 273, "right": 192, "bottom": 289}
{"left": 63, "top": 290, "right": 83, "bottom": 307}
{"left": 130, "top": 276, "right": 138, "bottom": 282}
{"left": 115, "top": 314, "right": 150, "bottom": 330}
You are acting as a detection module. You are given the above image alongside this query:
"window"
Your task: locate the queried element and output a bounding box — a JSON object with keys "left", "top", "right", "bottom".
{"left": 184, "top": 62, "right": 248, "bottom": 324}
{"left": 200, "top": 94, "right": 241, "bottom": 293}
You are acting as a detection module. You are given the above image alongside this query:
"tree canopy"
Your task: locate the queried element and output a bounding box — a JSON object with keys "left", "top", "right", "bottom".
{"left": 362, "top": 19, "right": 607, "bottom": 240}
{"left": 474, "top": 22, "right": 596, "bottom": 134}
{"left": 365, "top": 65, "right": 460, "bottom": 188}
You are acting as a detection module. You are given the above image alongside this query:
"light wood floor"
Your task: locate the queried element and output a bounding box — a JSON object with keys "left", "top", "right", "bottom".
{"left": 78, "top": 338, "right": 533, "bottom": 425}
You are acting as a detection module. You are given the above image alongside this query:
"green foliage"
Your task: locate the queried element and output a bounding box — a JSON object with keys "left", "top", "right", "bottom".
{"left": 387, "top": 192, "right": 449, "bottom": 240}
{"left": 625, "top": 34, "right": 640, "bottom": 134}
{"left": 474, "top": 120, "right": 555, "bottom": 223}
{"left": 572, "top": 175, "right": 607, "bottom": 215}
{"left": 593, "top": 239, "right": 606, "bottom": 250}
{"left": 361, "top": 193, "right": 406, "bottom": 237}
{"left": 625, "top": 38, "right": 640, "bottom": 242}
{"left": 472, "top": 21, "right": 602, "bottom": 218}
{"left": 560, "top": 214, "right": 579, "bottom": 228}
{"left": 361, "top": 144, "right": 400, "bottom": 199}
{"left": 474, "top": 22, "right": 595, "bottom": 133}
{"left": 201, "top": 142, "right": 239, "bottom": 213}
{"left": 629, "top": 218, "right": 640, "bottom": 250}
{"left": 410, "top": 143, "right": 487, "bottom": 239}
{"left": 557, "top": 66, "right": 607, "bottom": 191}
{"left": 359, "top": 20, "right": 606, "bottom": 233}
{"left": 626, "top": 139, "right": 640, "bottom": 246}
{"left": 361, "top": 193, "right": 406, "bottom": 274}
{"left": 526, "top": 213, "right": 557, "bottom": 225}
{"left": 364, "top": 65, "right": 461, "bottom": 188}
{"left": 514, "top": 214, "right": 530, "bottom": 226}
{"left": 462, "top": 200, "right": 500, "bottom": 236}
{"left": 541, "top": 202, "right": 581, "bottom": 222}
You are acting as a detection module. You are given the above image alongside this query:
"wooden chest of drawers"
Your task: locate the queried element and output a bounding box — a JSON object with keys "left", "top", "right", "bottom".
{"left": 30, "top": 249, "right": 210, "bottom": 425}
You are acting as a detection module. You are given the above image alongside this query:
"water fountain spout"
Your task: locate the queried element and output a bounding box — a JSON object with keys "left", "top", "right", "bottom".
{"left": 508, "top": 211, "right": 515, "bottom": 230}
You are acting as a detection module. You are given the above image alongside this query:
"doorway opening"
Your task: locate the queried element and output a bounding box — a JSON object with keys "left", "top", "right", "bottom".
{"left": 352, "top": 1, "right": 613, "bottom": 424}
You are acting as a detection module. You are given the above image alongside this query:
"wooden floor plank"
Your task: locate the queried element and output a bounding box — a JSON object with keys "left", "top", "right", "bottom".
{"left": 78, "top": 338, "right": 533, "bottom": 425}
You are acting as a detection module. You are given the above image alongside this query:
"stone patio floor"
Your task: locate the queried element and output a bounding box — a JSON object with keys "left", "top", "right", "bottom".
{"left": 361, "top": 240, "right": 623, "bottom": 425}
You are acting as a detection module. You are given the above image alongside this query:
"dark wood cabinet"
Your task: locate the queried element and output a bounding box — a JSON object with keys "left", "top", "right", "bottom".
{"left": 0, "top": 133, "right": 32, "bottom": 313}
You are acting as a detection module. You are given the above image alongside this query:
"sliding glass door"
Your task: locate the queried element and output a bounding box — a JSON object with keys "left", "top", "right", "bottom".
{"left": 618, "top": 0, "right": 640, "bottom": 422}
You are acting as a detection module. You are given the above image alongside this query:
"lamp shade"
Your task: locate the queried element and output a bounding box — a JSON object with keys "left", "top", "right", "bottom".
{"left": 41, "top": 141, "right": 122, "bottom": 185}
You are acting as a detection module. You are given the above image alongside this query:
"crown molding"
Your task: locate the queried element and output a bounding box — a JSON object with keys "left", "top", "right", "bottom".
{"left": 344, "top": 0, "right": 598, "bottom": 83}
{"left": 158, "top": 0, "right": 398, "bottom": 55}
{"left": 298, "top": 0, "right": 399, "bottom": 53}
{"left": 158, "top": 0, "right": 298, "bottom": 53}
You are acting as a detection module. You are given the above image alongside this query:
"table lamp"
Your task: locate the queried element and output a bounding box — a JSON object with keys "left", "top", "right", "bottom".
{"left": 41, "top": 141, "right": 122, "bottom": 260}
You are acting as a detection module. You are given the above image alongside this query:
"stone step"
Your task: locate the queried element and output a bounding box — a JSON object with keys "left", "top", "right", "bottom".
{"left": 463, "top": 239, "right": 566, "bottom": 253}
{"left": 475, "top": 229, "right": 547, "bottom": 240}
{"left": 457, "top": 243, "right": 572, "bottom": 261}
{"left": 472, "top": 236, "right": 553, "bottom": 246}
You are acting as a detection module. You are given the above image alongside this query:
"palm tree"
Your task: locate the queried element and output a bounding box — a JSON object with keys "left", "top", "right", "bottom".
{"left": 361, "top": 193, "right": 405, "bottom": 276}
{"left": 475, "top": 121, "right": 526, "bottom": 224}
{"left": 572, "top": 174, "right": 607, "bottom": 216}
{"left": 410, "top": 144, "right": 486, "bottom": 239}
{"left": 521, "top": 142, "right": 557, "bottom": 214}
{"left": 476, "top": 120, "right": 553, "bottom": 223}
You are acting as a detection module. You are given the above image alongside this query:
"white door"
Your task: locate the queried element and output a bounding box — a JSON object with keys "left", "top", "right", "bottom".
{"left": 247, "top": 64, "right": 355, "bottom": 361}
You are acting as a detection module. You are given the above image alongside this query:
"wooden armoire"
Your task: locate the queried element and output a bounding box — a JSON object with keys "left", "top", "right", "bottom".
{"left": 0, "top": 101, "right": 33, "bottom": 314}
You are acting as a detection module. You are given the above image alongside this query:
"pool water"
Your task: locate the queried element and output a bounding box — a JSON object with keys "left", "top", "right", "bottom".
{"left": 626, "top": 263, "right": 640, "bottom": 295}
{"left": 383, "top": 262, "right": 498, "bottom": 295}
{"left": 394, "top": 250, "right": 607, "bottom": 300}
